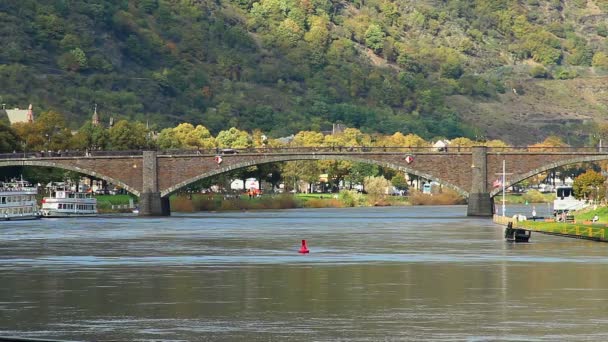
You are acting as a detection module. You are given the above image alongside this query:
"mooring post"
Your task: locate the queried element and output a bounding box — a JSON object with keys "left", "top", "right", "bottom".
{"left": 139, "top": 151, "right": 170, "bottom": 216}
{"left": 467, "top": 146, "right": 494, "bottom": 216}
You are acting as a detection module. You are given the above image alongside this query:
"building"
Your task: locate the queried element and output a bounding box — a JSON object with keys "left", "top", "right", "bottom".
{"left": 92, "top": 104, "right": 99, "bottom": 126}
{"left": 2, "top": 104, "right": 34, "bottom": 124}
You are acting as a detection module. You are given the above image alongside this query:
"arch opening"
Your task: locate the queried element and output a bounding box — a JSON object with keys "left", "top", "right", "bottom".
{"left": 489, "top": 155, "right": 608, "bottom": 198}
{"left": 0, "top": 161, "right": 140, "bottom": 197}
{"left": 161, "top": 155, "right": 469, "bottom": 198}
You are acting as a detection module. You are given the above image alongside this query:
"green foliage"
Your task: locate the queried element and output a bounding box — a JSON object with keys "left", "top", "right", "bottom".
{"left": 338, "top": 189, "right": 365, "bottom": 207}
{"left": 598, "top": 24, "right": 608, "bottom": 37}
{"left": 592, "top": 52, "right": 608, "bottom": 69}
{"left": 1, "top": 0, "right": 607, "bottom": 142}
{"left": 390, "top": 173, "right": 408, "bottom": 191}
{"left": 553, "top": 67, "right": 577, "bottom": 80}
{"left": 573, "top": 170, "right": 606, "bottom": 200}
{"left": 157, "top": 123, "right": 216, "bottom": 149}
{"left": 365, "top": 24, "right": 386, "bottom": 52}
{"left": 108, "top": 120, "right": 150, "bottom": 150}
{"left": 530, "top": 65, "right": 548, "bottom": 78}
{"left": 215, "top": 127, "right": 251, "bottom": 148}
{"left": 0, "top": 122, "right": 19, "bottom": 153}
{"left": 364, "top": 176, "right": 391, "bottom": 203}
{"left": 522, "top": 190, "right": 549, "bottom": 203}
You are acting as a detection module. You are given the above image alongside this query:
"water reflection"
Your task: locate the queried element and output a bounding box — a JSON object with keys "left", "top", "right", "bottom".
{"left": 1, "top": 206, "right": 608, "bottom": 341}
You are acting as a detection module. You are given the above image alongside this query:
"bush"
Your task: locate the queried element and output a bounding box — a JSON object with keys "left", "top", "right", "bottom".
{"left": 522, "top": 189, "right": 548, "bottom": 203}
{"left": 364, "top": 176, "right": 392, "bottom": 204}
{"left": 339, "top": 190, "right": 365, "bottom": 207}
{"left": 530, "top": 65, "right": 549, "bottom": 78}
{"left": 553, "top": 67, "right": 577, "bottom": 79}
{"left": 408, "top": 189, "right": 465, "bottom": 205}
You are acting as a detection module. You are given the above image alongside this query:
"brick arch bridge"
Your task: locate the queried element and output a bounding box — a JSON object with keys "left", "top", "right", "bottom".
{"left": 0, "top": 146, "right": 604, "bottom": 216}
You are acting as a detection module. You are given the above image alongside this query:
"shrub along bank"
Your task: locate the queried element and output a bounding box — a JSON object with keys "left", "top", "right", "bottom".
{"left": 170, "top": 191, "right": 440, "bottom": 212}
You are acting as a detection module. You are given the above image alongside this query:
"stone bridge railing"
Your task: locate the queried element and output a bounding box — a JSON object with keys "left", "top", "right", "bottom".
{"left": 0, "top": 146, "right": 605, "bottom": 160}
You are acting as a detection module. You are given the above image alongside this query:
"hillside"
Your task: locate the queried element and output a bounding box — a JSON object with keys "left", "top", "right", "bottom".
{"left": 2, "top": 0, "right": 608, "bottom": 143}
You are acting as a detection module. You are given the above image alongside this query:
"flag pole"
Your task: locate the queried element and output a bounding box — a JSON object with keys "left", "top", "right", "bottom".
{"left": 502, "top": 159, "right": 506, "bottom": 217}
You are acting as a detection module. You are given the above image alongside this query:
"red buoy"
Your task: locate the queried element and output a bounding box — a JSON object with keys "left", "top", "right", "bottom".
{"left": 299, "top": 239, "right": 309, "bottom": 254}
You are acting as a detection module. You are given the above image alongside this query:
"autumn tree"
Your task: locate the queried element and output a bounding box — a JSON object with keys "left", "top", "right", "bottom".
{"left": 108, "top": 120, "right": 150, "bottom": 150}
{"left": 157, "top": 123, "right": 216, "bottom": 149}
{"left": 0, "top": 122, "right": 19, "bottom": 153}
{"left": 215, "top": 127, "right": 251, "bottom": 148}
{"left": 573, "top": 170, "right": 606, "bottom": 200}
{"left": 71, "top": 122, "right": 109, "bottom": 150}
{"left": 364, "top": 176, "right": 392, "bottom": 203}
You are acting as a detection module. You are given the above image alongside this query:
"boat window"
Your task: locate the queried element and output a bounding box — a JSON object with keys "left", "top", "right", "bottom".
{"left": 557, "top": 187, "right": 572, "bottom": 199}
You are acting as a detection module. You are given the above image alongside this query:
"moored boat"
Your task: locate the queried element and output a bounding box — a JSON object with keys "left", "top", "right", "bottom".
{"left": 0, "top": 178, "right": 41, "bottom": 221}
{"left": 504, "top": 222, "right": 531, "bottom": 242}
{"left": 554, "top": 184, "right": 587, "bottom": 212}
{"left": 41, "top": 182, "right": 97, "bottom": 218}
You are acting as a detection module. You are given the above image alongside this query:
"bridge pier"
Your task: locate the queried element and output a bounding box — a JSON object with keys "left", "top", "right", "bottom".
{"left": 467, "top": 193, "right": 494, "bottom": 217}
{"left": 467, "top": 146, "right": 494, "bottom": 216}
{"left": 139, "top": 151, "right": 170, "bottom": 216}
{"left": 140, "top": 192, "right": 171, "bottom": 216}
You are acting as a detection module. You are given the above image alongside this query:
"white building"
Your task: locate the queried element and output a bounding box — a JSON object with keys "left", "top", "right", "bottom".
{"left": 3, "top": 104, "right": 34, "bottom": 124}
{"left": 230, "top": 178, "right": 259, "bottom": 190}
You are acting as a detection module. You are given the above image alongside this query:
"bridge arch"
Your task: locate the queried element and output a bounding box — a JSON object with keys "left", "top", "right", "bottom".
{"left": 0, "top": 160, "right": 140, "bottom": 196}
{"left": 489, "top": 154, "right": 608, "bottom": 198}
{"left": 160, "top": 154, "right": 469, "bottom": 198}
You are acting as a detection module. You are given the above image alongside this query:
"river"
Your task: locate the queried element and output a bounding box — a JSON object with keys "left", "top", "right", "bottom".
{"left": 1, "top": 205, "right": 608, "bottom": 341}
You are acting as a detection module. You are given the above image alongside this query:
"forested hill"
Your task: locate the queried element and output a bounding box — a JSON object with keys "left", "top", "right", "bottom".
{"left": 3, "top": 0, "right": 608, "bottom": 143}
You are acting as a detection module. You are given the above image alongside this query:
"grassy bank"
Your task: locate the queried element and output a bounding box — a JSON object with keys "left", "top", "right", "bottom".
{"left": 502, "top": 191, "right": 554, "bottom": 204}
{"left": 517, "top": 220, "right": 608, "bottom": 241}
{"left": 96, "top": 194, "right": 137, "bottom": 213}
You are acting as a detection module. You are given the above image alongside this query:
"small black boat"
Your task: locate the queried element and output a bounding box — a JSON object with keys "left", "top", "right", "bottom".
{"left": 504, "top": 222, "right": 531, "bottom": 242}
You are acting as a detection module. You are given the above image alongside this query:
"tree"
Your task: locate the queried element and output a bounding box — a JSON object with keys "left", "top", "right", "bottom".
{"left": 293, "top": 131, "right": 324, "bottom": 146}
{"left": 347, "top": 162, "right": 379, "bottom": 191}
{"left": 391, "top": 173, "right": 408, "bottom": 191}
{"left": 71, "top": 122, "right": 109, "bottom": 150}
{"left": 528, "top": 136, "right": 569, "bottom": 151}
{"left": 215, "top": 127, "right": 251, "bottom": 148}
{"left": 364, "top": 176, "right": 391, "bottom": 203}
{"left": 0, "top": 122, "right": 19, "bottom": 153}
{"left": 365, "top": 24, "right": 385, "bottom": 53}
{"left": 172, "top": 123, "right": 216, "bottom": 149}
{"left": 108, "top": 120, "right": 149, "bottom": 150}
{"left": 378, "top": 132, "right": 428, "bottom": 148}
{"left": 325, "top": 128, "right": 372, "bottom": 147}
{"left": 13, "top": 110, "right": 71, "bottom": 151}
{"left": 573, "top": 170, "right": 605, "bottom": 200}
{"left": 156, "top": 128, "right": 182, "bottom": 149}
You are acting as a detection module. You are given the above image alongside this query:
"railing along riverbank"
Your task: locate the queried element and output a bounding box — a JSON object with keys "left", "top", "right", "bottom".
{"left": 493, "top": 215, "right": 608, "bottom": 242}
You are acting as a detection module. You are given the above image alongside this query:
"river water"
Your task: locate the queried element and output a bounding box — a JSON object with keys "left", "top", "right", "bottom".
{"left": 1, "top": 205, "right": 608, "bottom": 341}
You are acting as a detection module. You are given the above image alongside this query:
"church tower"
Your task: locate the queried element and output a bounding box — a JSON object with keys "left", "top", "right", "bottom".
{"left": 92, "top": 104, "right": 99, "bottom": 126}
{"left": 26, "top": 104, "right": 34, "bottom": 123}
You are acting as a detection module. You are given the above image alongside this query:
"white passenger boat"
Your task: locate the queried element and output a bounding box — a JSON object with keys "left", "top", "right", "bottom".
{"left": 0, "top": 178, "right": 41, "bottom": 221}
{"left": 554, "top": 185, "right": 588, "bottom": 212}
{"left": 41, "top": 183, "right": 97, "bottom": 217}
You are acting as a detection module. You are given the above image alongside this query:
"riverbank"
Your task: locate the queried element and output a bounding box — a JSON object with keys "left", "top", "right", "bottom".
{"left": 494, "top": 214, "right": 608, "bottom": 242}
{"left": 169, "top": 192, "right": 413, "bottom": 212}
{"left": 96, "top": 194, "right": 137, "bottom": 213}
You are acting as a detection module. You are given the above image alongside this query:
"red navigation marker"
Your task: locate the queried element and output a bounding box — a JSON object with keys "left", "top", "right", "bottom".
{"left": 299, "top": 239, "right": 309, "bottom": 254}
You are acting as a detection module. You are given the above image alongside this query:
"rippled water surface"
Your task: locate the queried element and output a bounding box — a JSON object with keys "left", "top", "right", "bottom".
{"left": 2, "top": 205, "right": 608, "bottom": 341}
